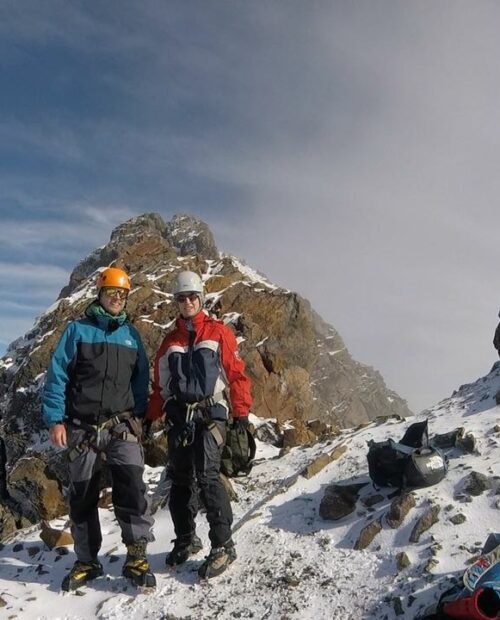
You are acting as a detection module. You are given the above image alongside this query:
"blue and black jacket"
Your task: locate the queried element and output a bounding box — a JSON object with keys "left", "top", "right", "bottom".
{"left": 42, "top": 302, "right": 149, "bottom": 428}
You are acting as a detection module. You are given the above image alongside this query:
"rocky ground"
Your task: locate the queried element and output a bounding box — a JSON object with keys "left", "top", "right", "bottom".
{"left": 0, "top": 361, "right": 499, "bottom": 619}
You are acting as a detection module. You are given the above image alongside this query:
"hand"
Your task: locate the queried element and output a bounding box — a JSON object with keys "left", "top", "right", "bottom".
{"left": 49, "top": 423, "right": 67, "bottom": 448}
{"left": 232, "top": 417, "right": 249, "bottom": 431}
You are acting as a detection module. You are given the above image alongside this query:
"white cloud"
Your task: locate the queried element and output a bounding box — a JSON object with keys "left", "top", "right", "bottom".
{"left": 1, "top": 2, "right": 500, "bottom": 411}
{"left": 0, "top": 261, "right": 68, "bottom": 283}
{"left": 196, "top": 3, "right": 500, "bottom": 411}
{"left": 0, "top": 205, "right": 135, "bottom": 253}
{"left": 81, "top": 205, "right": 137, "bottom": 227}
{"left": 0, "top": 263, "right": 70, "bottom": 318}
{"left": 0, "top": 120, "right": 86, "bottom": 163}
{"left": 0, "top": 0, "right": 150, "bottom": 54}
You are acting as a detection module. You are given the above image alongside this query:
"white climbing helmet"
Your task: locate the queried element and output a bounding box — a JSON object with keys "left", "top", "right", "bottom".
{"left": 172, "top": 271, "right": 204, "bottom": 303}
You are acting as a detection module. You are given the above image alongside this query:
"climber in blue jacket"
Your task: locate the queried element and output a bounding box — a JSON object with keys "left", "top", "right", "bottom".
{"left": 42, "top": 267, "right": 155, "bottom": 591}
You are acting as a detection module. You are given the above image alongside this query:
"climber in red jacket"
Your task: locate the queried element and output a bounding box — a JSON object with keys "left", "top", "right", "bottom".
{"left": 146, "top": 270, "right": 252, "bottom": 579}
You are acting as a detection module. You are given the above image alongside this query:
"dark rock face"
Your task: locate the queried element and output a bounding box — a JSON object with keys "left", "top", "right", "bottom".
{"left": 0, "top": 498, "right": 35, "bottom": 541}
{"left": 310, "top": 311, "right": 409, "bottom": 427}
{"left": 0, "top": 212, "right": 411, "bottom": 539}
{"left": 164, "top": 214, "right": 218, "bottom": 260}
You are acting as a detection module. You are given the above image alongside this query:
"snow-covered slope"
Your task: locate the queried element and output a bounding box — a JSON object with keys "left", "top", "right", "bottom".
{"left": 1, "top": 363, "right": 499, "bottom": 619}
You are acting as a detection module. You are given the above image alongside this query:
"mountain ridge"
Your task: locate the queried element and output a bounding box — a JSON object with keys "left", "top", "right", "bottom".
{"left": 0, "top": 212, "right": 410, "bottom": 540}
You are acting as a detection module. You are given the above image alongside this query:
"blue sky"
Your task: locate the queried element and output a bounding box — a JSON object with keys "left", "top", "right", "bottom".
{"left": 1, "top": 1, "right": 499, "bottom": 412}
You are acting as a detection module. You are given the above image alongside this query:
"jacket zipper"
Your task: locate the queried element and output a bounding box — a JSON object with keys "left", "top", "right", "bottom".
{"left": 99, "top": 330, "right": 109, "bottom": 424}
{"left": 186, "top": 321, "right": 196, "bottom": 396}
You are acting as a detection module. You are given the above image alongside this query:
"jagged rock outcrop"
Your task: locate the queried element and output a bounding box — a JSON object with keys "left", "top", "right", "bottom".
{"left": 0, "top": 212, "right": 411, "bottom": 538}
{"left": 409, "top": 504, "right": 441, "bottom": 543}
{"left": 386, "top": 493, "right": 416, "bottom": 529}
{"left": 164, "top": 214, "right": 218, "bottom": 260}
{"left": 354, "top": 518, "right": 383, "bottom": 550}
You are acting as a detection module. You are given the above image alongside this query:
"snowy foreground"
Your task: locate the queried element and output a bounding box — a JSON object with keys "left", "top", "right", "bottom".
{"left": 1, "top": 365, "right": 500, "bottom": 620}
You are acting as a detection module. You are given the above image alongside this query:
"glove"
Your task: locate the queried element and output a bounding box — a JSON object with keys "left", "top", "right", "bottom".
{"left": 232, "top": 416, "right": 249, "bottom": 431}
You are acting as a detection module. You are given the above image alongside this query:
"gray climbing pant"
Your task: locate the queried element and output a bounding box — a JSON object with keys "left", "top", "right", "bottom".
{"left": 67, "top": 422, "right": 154, "bottom": 562}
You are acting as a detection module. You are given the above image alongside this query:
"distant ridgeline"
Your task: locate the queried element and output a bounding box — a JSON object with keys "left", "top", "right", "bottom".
{"left": 0, "top": 213, "right": 411, "bottom": 539}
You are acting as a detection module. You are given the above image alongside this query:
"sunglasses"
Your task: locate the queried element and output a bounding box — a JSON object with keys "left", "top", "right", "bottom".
{"left": 103, "top": 288, "right": 128, "bottom": 300}
{"left": 176, "top": 293, "right": 200, "bottom": 303}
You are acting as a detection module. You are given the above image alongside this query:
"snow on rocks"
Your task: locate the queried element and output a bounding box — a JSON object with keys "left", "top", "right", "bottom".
{"left": 1, "top": 368, "right": 500, "bottom": 618}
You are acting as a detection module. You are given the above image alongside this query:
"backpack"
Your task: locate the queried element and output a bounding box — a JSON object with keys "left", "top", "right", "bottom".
{"left": 367, "top": 420, "right": 448, "bottom": 490}
{"left": 367, "top": 439, "right": 409, "bottom": 488}
{"left": 404, "top": 445, "right": 449, "bottom": 488}
{"left": 220, "top": 426, "right": 257, "bottom": 477}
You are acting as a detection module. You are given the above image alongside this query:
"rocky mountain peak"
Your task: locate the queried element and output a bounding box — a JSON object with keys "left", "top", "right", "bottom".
{"left": 164, "top": 213, "right": 218, "bottom": 259}
{"left": 59, "top": 213, "right": 218, "bottom": 299}
{"left": 109, "top": 212, "right": 167, "bottom": 244}
{"left": 0, "top": 211, "right": 413, "bottom": 540}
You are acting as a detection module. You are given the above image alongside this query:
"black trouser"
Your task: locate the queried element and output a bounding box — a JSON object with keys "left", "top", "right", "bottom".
{"left": 167, "top": 418, "right": 232, "bottom": 548}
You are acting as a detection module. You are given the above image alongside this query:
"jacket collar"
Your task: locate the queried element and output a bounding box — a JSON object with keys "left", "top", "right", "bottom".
{"left": 176, "top": 309, "right": 208, "bottom": 333}
{"left": 85, "top": 300, "right": 127, "bottom": 331}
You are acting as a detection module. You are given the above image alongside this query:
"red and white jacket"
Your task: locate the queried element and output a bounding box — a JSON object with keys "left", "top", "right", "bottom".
{"left": 146, "top": 310, "right": 252, "bottom": 422}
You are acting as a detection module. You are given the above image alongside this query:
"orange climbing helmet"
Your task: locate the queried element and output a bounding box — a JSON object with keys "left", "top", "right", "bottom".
{"left": 96, "top": 267, "right": 131, "bottom": 291}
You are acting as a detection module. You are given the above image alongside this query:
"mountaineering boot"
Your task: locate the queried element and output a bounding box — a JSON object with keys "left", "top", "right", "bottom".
{"left": 166, "top": 533, "right": 203, "bottom": 567}
{"left": 122, "top": 539, "right": 156, "bottom": 588}
{"left": 61, "top": 559, "right": 103, "bottom": 591}
{"left": 198, "top": 541, "right": 236, "bottom": 579}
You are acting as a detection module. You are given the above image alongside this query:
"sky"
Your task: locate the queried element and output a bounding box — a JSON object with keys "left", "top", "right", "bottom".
{"left": 0, "top": 1, "right": 499, "bottom": 413}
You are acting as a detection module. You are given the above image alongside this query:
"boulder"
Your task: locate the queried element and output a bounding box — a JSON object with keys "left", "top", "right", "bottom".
{"left": 8, "top": 456, "right": 66, "bottom": 521}
{"left": 302, "top": 454, "right": 333, "bottom": 480}
{"left": 283, "top": 421, "right": 316, "bottom": 448}
{"left": 463, "top": 471, "right": 493, "bottom": 497}
{"left": 354, "top": 518, "right": 383, "bottom": 550}
{"left": 253, "top": 420, "right": 282, "bottom": 446}
{"left": 410, "top": 504, "right": 440, "bottom": 543}
{"left": 320, "top": 483, "right": 366, "bottom": 521}
{"left": 0, "top": 503, "right": 18, "bottom": 541}
{"left": 396, "top": 552, "right": 411, "bottom": 571}
{"left": 302, "top": 445, "right": 348, "bottom": 480}
{"left": 40, "top": 521, "right": 74, "bottom": 549}
{"left": 449, "top": 513, "right": 466, "bottom": 525}
{"left": 386, "top": 493, "right": 416, "bottom": 529}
